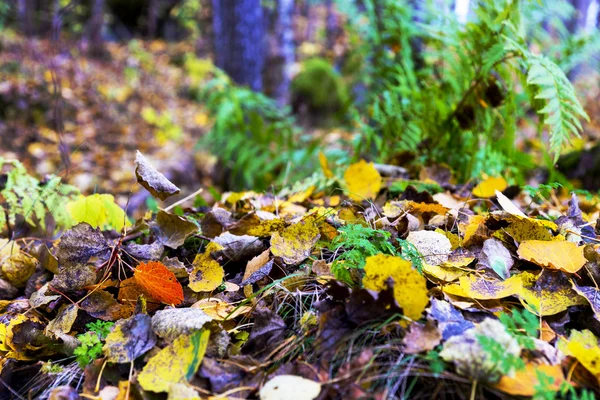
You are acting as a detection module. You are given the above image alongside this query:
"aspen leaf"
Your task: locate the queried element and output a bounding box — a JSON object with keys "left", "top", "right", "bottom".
{"left": 558, "top": 329, "right": 600, "bottom": 378}
{"left": 362, "top": 254, "right": 428, "bottom": 321}
{"left": 442, "top": 273, "right": 523, "bottom": 300}
{"left": 135, "top": 151, "right": 180, "bottom": 201}
{"left": 189, "top": 242, "right": 224, "bottom": 292}
{"left": 134, "top": 261, "right": 184, "bottom": 305}
{"left": 138, "top": 329, "right": 210, "bottom": 393}
{"left": 472, "top": 177, "right": 507, "bottom": 198}
{"left": 495, "top": 190, "right": 527, "bottom": 218}
{"left": 517, "top": 271, "right": 586, "bottom": 316}
{"left": 319, "top": 151, "right": 334, "bottom": 178}
{"left": 494, "top": 363, "right": 564, "bottom": 396}
{"left": 259, "top": 375, "right": 321, "bottom": 400}
{"left": 518, "top": 240, "right": 586, "bottom": 273}
{"left": 67, "top": 194, "right": 131, "bottom": 232}
{"left": 103, "top": 314, "right": 156, "bottom": 363}
{"left": 405, "top": 201, "right": 449, "bottom": 215}
{"left": 343, "top": 160, "right": 382, "bottom": 201}
{"left": 270, "top": 216, "right": 320, "bottom": 264}
{"left": 191, "top": 298, "right": 252, "bottom": 320}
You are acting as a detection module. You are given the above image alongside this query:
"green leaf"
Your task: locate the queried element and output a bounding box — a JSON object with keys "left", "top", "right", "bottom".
{"left": 67, "top": 193, "right": 131, "bottom": 232}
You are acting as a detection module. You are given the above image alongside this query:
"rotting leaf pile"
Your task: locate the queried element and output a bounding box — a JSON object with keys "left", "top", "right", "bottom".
{"left": 3, "top": 156, "right": 600, "bottom": 399}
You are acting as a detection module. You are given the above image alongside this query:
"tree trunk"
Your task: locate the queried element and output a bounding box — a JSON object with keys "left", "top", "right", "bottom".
{"left": 270, "top": 0, "right": 295, "bottom": 105}
{"left": 196, "top": 0, "right": 213, "bottom": 55}
{"left": 148, "top": 0, "right": 158, "bottom": 38}
{"left": 212, "top": 0, "right": 265, "bottom": 92}
{"left": 88, "top": 0, "right": 105, "bottom": 57}
{"left": 18, "top": 0, "right": 36, "bottom": 36}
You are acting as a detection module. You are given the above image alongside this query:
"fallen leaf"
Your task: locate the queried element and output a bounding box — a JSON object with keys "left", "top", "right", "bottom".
{"left": 134, "top": 261, "right": 184, "bottom": 305}
{"left": 495, "top": 190, "right": 527, "bottom": 218}
{"left": 479, "top": 238, "right": 514, "bottom": 279}
{"left": 494, "top": 363, "right": 564, "bottom": 396}
{"left": 151, "top": 308, "right": 213, "bottom": 341}
{"left": 270, "top": 216, "right": 320, "bottom": 264}
{"left": 319, "top": 151, "right": 334, "bottom": 178}
{"left": 189, "top": 242, "right": 224, "bottom": 292}
{"left": 343, "top": 160, "right": 382, "bottom": 201}
{"left": 406, "top": 230, "right": 452, "bottom": 266}
{"left": 213, "top": 232, "right": 265, "bottom": 261}
{"left": 153, "top": 210, "right": 198, "bottom": 249}
{"left": 362, "top": 254, "right": 429, "bottom": 321}
{"left": 137, "top": 329, "right": 210, "bottom": 393}
{"left": 517, "top": 271, "right": 586, "bottom": 316}
{"left": 46, "top": 304, "right": 78, "bottom": 338}
{"left": 558, "top": 329, "right": 600, "bottom": 378}
{"left": 439, "top": 318, "right": 521, "bottom": 382}
{"left": 402, "top": 320, "right": 442, "bottom": 354}
{"left": 103, "top": 314, "right": 157, "bottom": 363}
{"left": 427, "top": 298, "right": 474, "bottom": 340}
{"left": 259, "top": 375, "right": 321, "bottom": 400}
{"left": 135, "top": 150, "right": 180, "bottom": 201}
{"left": 518, "top": 240, "right": 586, "bottom": 273}
{"left": 472, "top": 177, "right": 507, "bottom": 198}
{"left": 56, "top": 223, "right": 109, "bottom": 265}
{"left": 191, "top": 298, "right": 252, "bottom": 320}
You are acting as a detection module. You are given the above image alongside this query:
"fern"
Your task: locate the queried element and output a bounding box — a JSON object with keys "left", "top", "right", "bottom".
{"left": 0, "top": 157, "right": 79, "bottom": 232}
{"left": 329, "top": 223, "right": 396, "bottom": 285}
{"left": 524, "top": 54, "right": 589, "bottom": 160}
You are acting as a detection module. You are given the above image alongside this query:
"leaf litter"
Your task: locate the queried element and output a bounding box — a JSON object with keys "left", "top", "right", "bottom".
{"left": 4, "top": 157, "right": 600, "bottom": 399}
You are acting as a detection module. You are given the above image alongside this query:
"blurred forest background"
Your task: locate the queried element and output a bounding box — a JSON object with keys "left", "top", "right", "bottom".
{"left": 1, "top": 0, "right": 600, "bottom": 211}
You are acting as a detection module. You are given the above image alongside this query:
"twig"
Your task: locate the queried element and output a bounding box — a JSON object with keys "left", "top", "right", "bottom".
{"left": 162, "top": 188, "right": 204, "bottom": 212}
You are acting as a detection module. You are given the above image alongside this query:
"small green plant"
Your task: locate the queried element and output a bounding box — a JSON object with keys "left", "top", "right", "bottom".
{"left": 329, "top": 223, "right": 396, "bottom": 284}
{"left": 0, "top": 157, "right": 79, "bottom": 233}
{"left": 73, "top": 321, "right": 114, "bottom": 367}
{"left": 195, "top": 70, "right": 319, "bottom": 190}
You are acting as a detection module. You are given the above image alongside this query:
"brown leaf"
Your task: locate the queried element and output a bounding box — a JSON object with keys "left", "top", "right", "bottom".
{"left": 134, "top": 151, "right": 180, "bottom": 201}
{"left": 402, "top": 320, "right": 442, "bottom": 354}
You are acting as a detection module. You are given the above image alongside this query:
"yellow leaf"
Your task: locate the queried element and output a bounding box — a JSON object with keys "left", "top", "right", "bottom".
{"left": 406, "top": 201, "right": 449, "bottom": 215}
{"left": 517, "top": 271, "right": 586, "bottom": 316}
{"left": 362, "top": 254, "right": 428, "bottom": 321}
{"left": 247, "top": 218, "right": 287, "bottom": 237}
{"left": 288, "top": 186, "right": 315, "bottom": 204}
{"left": 192, "top": 298, "right": 252, "bottom": 320}
{"left": 496, "top": 216, "right": 559, "bottom": 243}
{"left": 138, "top": 330, "right": 210, "bottom": 393}
{"left": 460, "top": 215, "right": 488, "bottom": 246}
{"left": 558, "top": 329, "right": 600, "bottom": 378}
{"left": 518, "top": 240, "right": 586, "bottom": 273}
{"left": 442, "top": 273, "right": 523, "bottom": 300}
{"left": 189, "top": 242, "right": 224, "bottom": 292}
{"left": 67, "top": 194, "right": 130, "bottom": 232}
{"left": 319, "top": 151, "right": 334, "bottom": 179}
{"left": 494, "top": 363, "right": 564, "bottom": 396}
{"left": 270, "top": 216, "right": 320, "bottom": 264}
{"left": 435, "top": 229, "right": 461, "bottom": 250}
{"left": 472, "top": 177, "right": 507, "bottom": 198}
{"left": 0, "top": 240, "right": 37, "bottom": 288}
{"left": 423, "top": 256, "right": 474, "bottom": 283}
{"left": 343, "top": 160, "right": 382, "bottom": 201}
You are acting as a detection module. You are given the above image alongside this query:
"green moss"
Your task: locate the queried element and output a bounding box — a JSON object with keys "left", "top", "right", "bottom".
{"left": 291, "top": 58, "right": 349, "bottom": 120}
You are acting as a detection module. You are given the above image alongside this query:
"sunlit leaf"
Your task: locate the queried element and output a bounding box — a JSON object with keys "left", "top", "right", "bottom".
{"left": 134, "top": 261, "right": 184, "bottom": 305}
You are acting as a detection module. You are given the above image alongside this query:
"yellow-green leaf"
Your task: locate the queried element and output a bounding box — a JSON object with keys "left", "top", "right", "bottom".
{"left": 138, "top": 329, "right": 210, "bottom": 393}
{"left": 270, "top": 216, "right": 320, "bottom": 264}
{"left": 188, "top": 242, "right": 224, "bottom": 292}
{"left": 472, "top": 177, "right": 507, "bottom": 198}
{"left": 67, "top": 194, "right": 130, "bottom": 232}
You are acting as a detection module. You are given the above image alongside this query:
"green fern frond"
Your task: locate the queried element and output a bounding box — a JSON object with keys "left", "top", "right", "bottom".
{"left": 525, "top": 55, "right": 589, "bottom": 160}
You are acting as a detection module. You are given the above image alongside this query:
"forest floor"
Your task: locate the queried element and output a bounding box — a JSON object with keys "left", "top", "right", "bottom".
{"left": 3, "top": 33, "right": 600, "bottom": 400}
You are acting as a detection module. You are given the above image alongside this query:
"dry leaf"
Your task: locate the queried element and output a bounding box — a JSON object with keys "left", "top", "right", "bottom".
{"left": 270, "top": 216, "right": 320, "bottom": 264}
{"left": 343, "top": 160, "right": 382, "bottom": 201}
{"left": 472, "top": 177, "right": 507, "bottom": 198}
{"left": 135, "top": 150, "right": 180, "bottom": 201}
{"left": 134, "top": 261, "right": 184, "bottom": 305}
{"left": 518, "top": 240, "right": 586, "bottom": 273}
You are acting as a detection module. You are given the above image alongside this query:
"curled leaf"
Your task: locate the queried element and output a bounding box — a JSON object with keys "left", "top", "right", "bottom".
{"left": 135, "top": 150, "right": 180, "bottom": 201}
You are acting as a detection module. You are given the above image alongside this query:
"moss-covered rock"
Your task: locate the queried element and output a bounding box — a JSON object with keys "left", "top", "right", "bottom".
{"left": 291, "top": 58, "right": 349, "bottom": 123}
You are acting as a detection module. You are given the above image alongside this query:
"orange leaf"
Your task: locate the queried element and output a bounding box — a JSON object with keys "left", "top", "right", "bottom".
{"left": 133, "top": 261, "right": 184, "bottom": 305}
{"left": 517, "top": 240, "right": 587, "bottom": 273}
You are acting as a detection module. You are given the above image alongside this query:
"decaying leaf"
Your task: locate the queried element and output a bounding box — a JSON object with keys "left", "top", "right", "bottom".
{"left": 137, "top": 329, "right": 210, "bottom": 393}
{"left": 56, "top": 223, "right": 109, "bottom": 265}
{"left": 153, "top": 210, "right": 198, "bottom": 249}
{"left": 259, "top": 375, "right": 322, "bottom": 400}
{"left": 151, "top": 308, "right": 213, "bottom": 341}
{"left": 213, "top": 232, "right": 265, "bottom": 261}
{"left": 478, "top": 238, "right": 513, "bottom": 279}
{"left": 46, "top": 304, "right": 78, "bottom": 338}
{"left": 191, "top": 298, "right": 252, "bottom": 320}
{"left": 135, "top": 150, "right": 180, "bottom": 201}
{"left": 189, "top": 242, "right": 224, "bottom": 292}
{"left": 402, "top": 320, "right": 442, "bottom": 354}
{"left": 406, "top": 230, "right": 451, "bottom": 266}
{"left": 427, "top": 298, "right": 474, "bottom": 340}
{"left": 362, "top": 254, "right": 429, "bottom": 321}
{"left": 439, "top": 318, "right": 521, "bottom": 382}
{"left": 343, "top": 160, "right": 382, "bottom": 201}
{"left": 103, "top": 313, "right": 157, "bottom": 363}
{"left": 558, "top": 329, "right": 600, "bottom": 378}
{"left": 518, "top": 240, "right": 586, "bottom": 273}
{"left": 134, "top": 261, "right": 184, "bottom": 305}
{"left": 270, "top": 216, "right": 320, "bottom": 264}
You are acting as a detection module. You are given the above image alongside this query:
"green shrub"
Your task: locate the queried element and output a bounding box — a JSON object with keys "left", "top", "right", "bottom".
{"left": 291, "top": 57, "right": 350, "bottom": 122}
